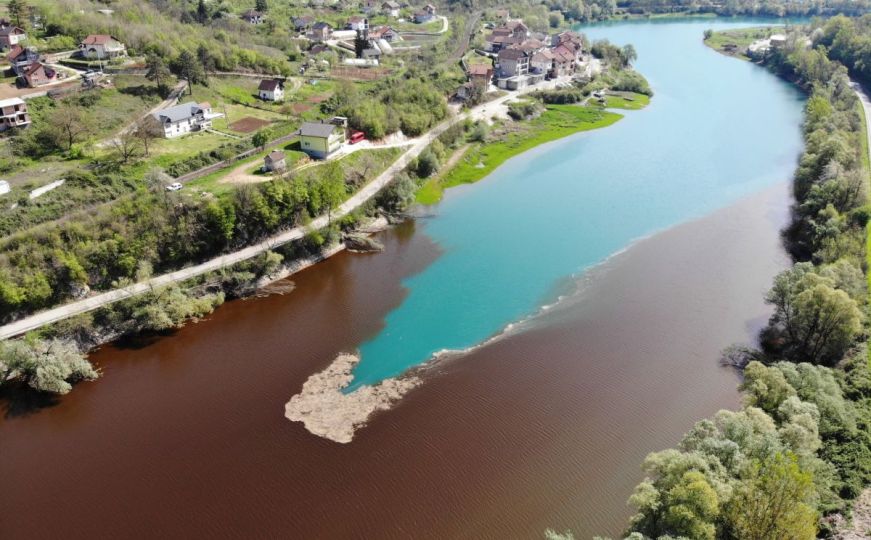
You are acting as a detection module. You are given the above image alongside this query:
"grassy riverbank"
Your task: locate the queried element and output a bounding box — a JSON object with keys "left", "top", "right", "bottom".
{"left": 703, "top": 26, "right": 780, "bottom": 61}
{"left": 416, "top": 104, "right": 624, "bottom": 205}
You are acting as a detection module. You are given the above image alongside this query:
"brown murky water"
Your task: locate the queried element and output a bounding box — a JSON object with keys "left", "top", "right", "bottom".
{"left": 0, "top": 183, "right": 790, "bottom": 539}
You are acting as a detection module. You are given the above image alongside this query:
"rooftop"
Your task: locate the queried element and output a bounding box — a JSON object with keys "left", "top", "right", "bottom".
{"left": 153, "top": 102, "right": 208, "bottom": 123}
{"left": 81, "top": 34, "right": 119, "bottom": 45}
{"left": 300, "top": 122, "right": 338, "bottom": 138}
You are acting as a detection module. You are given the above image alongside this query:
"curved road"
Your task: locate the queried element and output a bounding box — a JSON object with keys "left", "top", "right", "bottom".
{"left": 0, "top": 84, "right": 558, "bottom": 340}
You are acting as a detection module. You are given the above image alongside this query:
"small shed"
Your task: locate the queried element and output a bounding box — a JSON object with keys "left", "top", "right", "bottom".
{"left": 263, "top": 151, "right": 287, "bottom": 172}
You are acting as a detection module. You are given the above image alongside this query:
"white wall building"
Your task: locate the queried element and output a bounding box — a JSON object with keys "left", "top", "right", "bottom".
{"left": 151, "top": 102, "right": 223, "bottom": 138}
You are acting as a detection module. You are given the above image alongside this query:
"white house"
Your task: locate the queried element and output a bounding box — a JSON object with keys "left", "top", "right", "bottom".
{"left": 151, "top": 102, "right": 223, "bottom": 138}
{"left": 79, "top": 35, "right": 127, "bottom": 60}
{"left": 347, "top": 16, "right": 369, "bottom": 32}
{"left": 258, "top": 79, "right": 284, "bottom": 102}
{"left": 0, "top": 97, "right": 30, "bottom": 130}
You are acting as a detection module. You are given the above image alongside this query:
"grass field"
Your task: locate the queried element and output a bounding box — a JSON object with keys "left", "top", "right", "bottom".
{"left": 417, "top": 104, "right": 624, "bottom": 204}
{"left": 601, "top": 92, "right": 651, "bottom": 110}
{"left": 186, "top": 141, "right": 309, "bottom": 196}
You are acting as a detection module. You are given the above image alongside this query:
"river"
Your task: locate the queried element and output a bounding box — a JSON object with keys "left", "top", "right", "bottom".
{"left": 0, "top": 18, "right": 802, "bottom": 539}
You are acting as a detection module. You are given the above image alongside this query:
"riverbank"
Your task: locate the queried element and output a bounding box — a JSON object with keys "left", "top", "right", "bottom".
{"left": 416, "top": 103, "right": 628, "bottom": 205}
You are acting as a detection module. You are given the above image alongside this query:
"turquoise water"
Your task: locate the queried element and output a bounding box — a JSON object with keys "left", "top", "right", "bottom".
{"left": 349, "top": 19, "right": 805, "bottom": 389}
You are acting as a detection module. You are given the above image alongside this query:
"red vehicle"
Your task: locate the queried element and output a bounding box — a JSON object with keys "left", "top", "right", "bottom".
{"left": 349, "top": 130, "right": 366, "bottom": 144}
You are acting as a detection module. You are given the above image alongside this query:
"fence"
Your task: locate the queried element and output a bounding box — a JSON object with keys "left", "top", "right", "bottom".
{"left": 175, "top": 132, "right": 299, "bottom": 183}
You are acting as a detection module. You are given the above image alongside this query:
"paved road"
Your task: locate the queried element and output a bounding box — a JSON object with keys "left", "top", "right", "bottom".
{"left": 449, "top": 12, "right": 481, "bottom": 61}
{"left": 0, "top": 82, "right": 564, "bottom": 340}
{"left": 851, "top": 81, "right": 871, "bottom": 161}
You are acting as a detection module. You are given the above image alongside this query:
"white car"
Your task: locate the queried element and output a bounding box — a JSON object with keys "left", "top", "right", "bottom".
{"left": 165, "top": 182, "right": 183, "bottom": 192}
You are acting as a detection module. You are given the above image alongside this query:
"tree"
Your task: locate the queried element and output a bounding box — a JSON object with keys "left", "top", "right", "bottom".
{"left": 134, "top": 115, "right": 164, "bottom": 157}
{"left": 196, "top": 44, "right": 215, "bottom": 73}
{"left": 0, "top": 338, "right": 98, "bottom": 395}
{"left": 660, "top": 471, "right": 719, "bottom": 540}
{"left": 548, "top": 12, "right": 564, "bottom": 28}
{"left": 764, "top": 264, "right": 863, "bottom": 365}
{"left": 196, "top": 0, "right": 209, "bottom": 23}
{"left": 145, "top": 54, "right": 172, "bottom": 94}
{"left": 172, "top": 50, "right": 206, "bottom": 96}
{"left": 111, "top": 130, "right": 141, "bottom": 163}
{"left": 255, "top": 0, "right": 269, "bottom": 11}
{"left": 416, "top": 149, "right": 440, "bottom": 178}
{"left": 252, "top": 128, "right": 271, "bottom": 151}
{"left": 621, "top": 44, "right": 638, "bottom": 67}
{"left": 7, "top": 0, "right": 28, "bottom": 28}
{"left": 50, "top": 104, "right": 89, "bottom": 151}
{"left": 319, "top": 162, "right": 346, "bottom": 224}
{"left": 725, "top": 453, "right": 818, "bottom": 540}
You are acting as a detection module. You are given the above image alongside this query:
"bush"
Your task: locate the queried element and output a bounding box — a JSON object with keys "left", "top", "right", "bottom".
{"left": 0, "top": 338, "right": 98, "bottom": 394}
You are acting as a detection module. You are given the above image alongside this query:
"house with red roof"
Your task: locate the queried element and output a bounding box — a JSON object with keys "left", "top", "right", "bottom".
{"left": 79, "top": 35, "right": 127, "bottom": 60}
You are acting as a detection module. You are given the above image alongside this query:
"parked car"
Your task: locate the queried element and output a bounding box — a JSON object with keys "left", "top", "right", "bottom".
{"left": 165, "top": 182, "right": 183, "bottom": 191}
{"left": 349, "top": 131, "right": 366, "bottom": 144}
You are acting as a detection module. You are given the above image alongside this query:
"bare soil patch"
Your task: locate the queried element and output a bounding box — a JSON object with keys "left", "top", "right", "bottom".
{"left": 329, "top": 67, "right": 392, "bottom": 81}
{"left": 229, "top": 116, "right": 270, "bottom": 133}
{"left": 291, "top": 102, "right": 312, "bottom": 114}
{"left": 307, "top": 93, "right": 333, "bottom": 104}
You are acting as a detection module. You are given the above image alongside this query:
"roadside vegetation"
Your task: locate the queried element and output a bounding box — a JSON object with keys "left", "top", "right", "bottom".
{"left": 600, "top": 19, "right": 871, "bottom": 540}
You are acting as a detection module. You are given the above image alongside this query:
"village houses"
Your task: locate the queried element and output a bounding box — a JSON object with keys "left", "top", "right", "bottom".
{"left": 483, "top": 19, "right": 585, "bottom": 90}
{"left": 485, "top": 20, "right": 529, "bottom": 52}
{"left": 381, "top": 1, "right": 400, "bottom": 17}
{"left": 258, "top": 79, "right": 285, "bottom": 102}
{"left": 0, "top": 24, "right": 26, "bottom": 50}
{"left": 414, "top": 4, "right": 437, "bottom": 23}
{"left": 293, "top": 15, "right": 315, "bottom": 32}
{"left": 241, "top": 9, "right": 265, "bottom": 24}
{"left": 79, "top": 34, "right": 127, "bottom": 60}
{"left": 7, "top": 45, "right": 56, "bottom": 87}
{"left": 309, "top": 22, "right": 333, "bottom": 42}
{"left": 20, "top": 61, "right": 55, "bottom": 87}
{"left": 369, "top": 25, "right": 399, "bottom": 42}
{"left": 8, "top": 45, "right": 38, "bottom": 74}
{"left": 0, "top": 97, "right": 30, "bottom": 131}
{"left": 347, "top": 16, "right": 369, "bottom": 32}
{"left": 298, "top": 117, "right": 347, "bottom": 159}
{"left": 151, "top": 102, "right": 223, "bottom": 138}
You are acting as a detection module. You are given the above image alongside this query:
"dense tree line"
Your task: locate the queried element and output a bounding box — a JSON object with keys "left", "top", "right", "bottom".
{"left": 615, "top": 0, "right": 871, "bottom": 17}
{"left": 626, "top": 357, "right": 871, "bottom": 539}
{"left": 615, "top": 24, "right": 871, "bottom": 539}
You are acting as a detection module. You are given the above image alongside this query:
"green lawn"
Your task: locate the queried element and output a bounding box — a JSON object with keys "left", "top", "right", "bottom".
{"left": 186, "top": 141, "right": 309, "bottom": 196}
{"left": 188, "top": 145, "right": 402, "bottom": 198}
{"left": 602, "top": 92, "right": 651, "bottom": 110}
{"left": 147, "top": 130, "right": 237, "bottom": 168}
{"left": 417, "top": 105, "right": 624, "bottom": 204}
